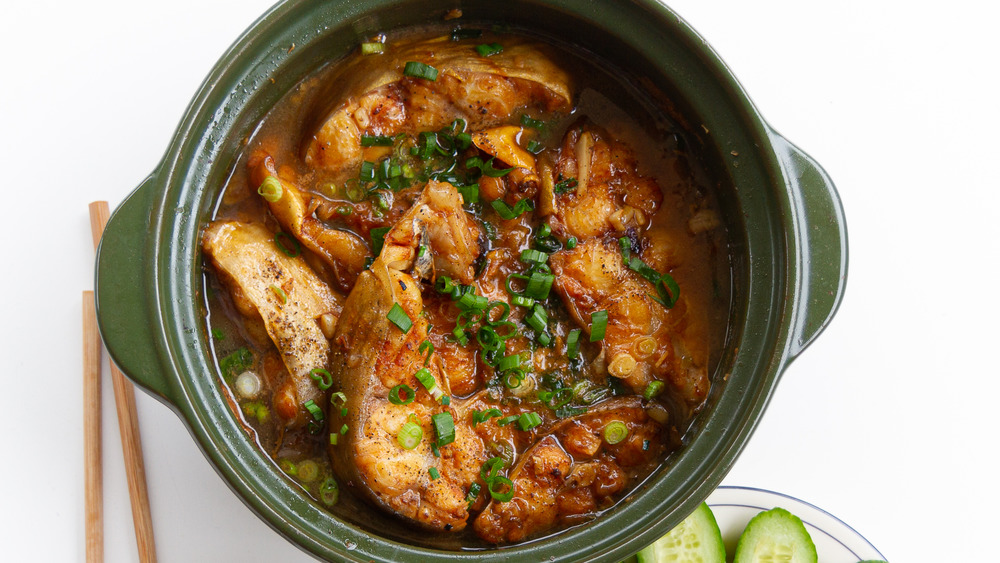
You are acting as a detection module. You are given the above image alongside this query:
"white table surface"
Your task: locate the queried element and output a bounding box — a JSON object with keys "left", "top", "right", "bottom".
{"left": 3, "top": 0, "right": 997, "bottom": 560}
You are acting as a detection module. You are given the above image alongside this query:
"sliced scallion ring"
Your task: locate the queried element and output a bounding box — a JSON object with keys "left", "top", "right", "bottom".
{"left": 397, "top": 421, "right": 423, "bottom": 450}
{"left": 589, "top": 310, "right": 608, "bottom": 342}
{"left": 387, "top": 303, "right": 413, "bottom": 333}
{"left": 603, "top": 420, "right": 629, "bottom": 445}
{"left": 403, "top": 61, "right": 439, "bottom": 81}
{"left": 309, "top": 368, "right": 333, "bottom": 390}
{"left": 431, "top": 412, "right": 456, "bottom": 446}
{"left": 389, "top": 384, "right": 415, "bottom": 405}
{"left": 257, "top": 176, "right": 283, "bottom": 202}
{"left": 274, "top": 232, "right": 301, "bottom": 257}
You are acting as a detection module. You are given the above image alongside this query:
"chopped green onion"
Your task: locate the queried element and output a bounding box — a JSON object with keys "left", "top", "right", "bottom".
{"left": 336, "top": 205, "right": 353, "bottom": 216}
{"left": 389, "top": 384, "right": 415, "bottom": 405}
{"left": 403, "top": 61, "right": 438, "bottom": 81}
{"left": 219, "top": 347, "right": 253, "bottom": 380}
{"left": 419, "top": 340, "right": 434, "bottom": 366}
{"left": 211, "top": 328, "right": 225, "bottom": 341}
{"left": 536, "top": 332, "right": 552, "bottom": 346}
{"left": 553, "top": 176, "right": 578, "bottom": 194}
{"left": 497, "top": 414, "right": 519, "bottom": 426}
{"left": 361, "top": 134, "right": 394, "bottom": 147}
{"left": 360, "top": 41, "right": 384, "bottom": 55}
{"left": 458, "top": 291, "right": 489, "bottom": 311}
{"left": 475, "top": 43, "right": 504, "bottom": 56}
{"left": 435, "top": 276, "right": 456, "bottom": 294}
{"left": 511, "top": 295, "right": 535, "bottom": 309}
{"left": 457, "top": 184, "right": 480, "bottom": 204}
{"left": 274, "top": 232, "right": 301, "bottom": 257}
{"left": 297, "top": 459, "right": 319, "bottom": 483}
{"left": 466, "top": 482, "right": 482, "bottom": 506}
{"left": 441, "top": 395, "right": 451, "bottom": 406}
{"left": 397, "top": 421, "right": 423, "bottom": 449}
{"left": 589, "top": 310, "right": 608, "bottom": 342}
{"left": 566, "top": 236, "right": 578, "bottom": 249}
{"left": 304, "top": 400, "right": 324, "bottom": 422}
{"left": 566, "top": 328, "right": 582, "bottom": 359}
{"left": 525, "top": 140, "right": 543, "bottom": 154}
{"left": 417, "top": 245, "right": 428, "bottom": 258}
{"left": 537, "top": 223, "right": 552, "bottom": 239}
{"left": 480, "top": 457, "right": 505, "bottom": 481}
{"left": 414, "top": 368, "right": 437, "bottom": 392}
{"left": 524, "top": 271, "right": 554, "bottom": 300}
{"left": 476, "top": 326, "right": 502, "bottom": 352}
{"left": 466, "top": 156, "right": 515, "bottom": 178}
{"left": 269, "top": 284, "right": 287, "bottom": 304}
{"left": 517, "top": 411, "right": 542, "bottom": 431}
{"left": 520, "top": 248, "right": 548, "bottom": 265}
{"left": 485, "top": 301, "right": 511, "bottom": 324}
{"left": 329, "top": 432, "right": 338, "bottom": 445}
{"left": 429, "top": 467, "right": 441, "bottom": 480}
{"left": 487, "top": 475, "right": 514, "bottom": 502}
{"left": 603, "top": 420, "right": 629, "bottom": 444}
{"left": 343, "top": 179, "right": 365, "bottom": 202}
{"left": 520, "top": 114, "right": 546, "bottom": 130}
{"left": 309, "top": 368, "right": 333, "bottom": 390}
{"left": 370, "top": 226, "right": 391, "bottom": 255}
{"left": 319, "top": 477, "right": 340, "bottom": 506}
{"left": 340, "top": 423, "right": 349, "bottom": 435}
{"left": 387, "top": 303, "right": 412, "bottom": 333}
{"left": 491, "top": 198, "right": 533, "bottom": 220}
{"left": 257, "top": 176, "right": 283, "bottom": 202}
{"left": 643, "top": 380, "right": 665, "bottom": 400}
{"left": 330, "top": 391, "right": 347, "bottom": 408}
{"left": 497, "top": 354, "right": 522, "bottom": 372}
{"left": 503, "top": 369, "right": 526, "bottom": 389}
{"left": 452, "top": 326, "right": 469, "bottom": 346}
{"left": 431, "top": 412, "right": 456, "bottom": 446}
{"left": 431, "top": 442, "right": 441, "bottom": 457}
{"left": 359, "top": 161, "right": 376, "bottom": 182}
{"left": 525, "top": 304, "right": 547, "bottom": 332}
{"left": 654, "top": 274, "right": 681, "bottom": 309}
{"left": 472, "top": 408, "right": 502, "bottom": 426}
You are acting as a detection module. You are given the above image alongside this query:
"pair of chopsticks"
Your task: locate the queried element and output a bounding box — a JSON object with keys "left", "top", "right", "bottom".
{"left": 84, "top": 201, "right": 158, "bottom": 563}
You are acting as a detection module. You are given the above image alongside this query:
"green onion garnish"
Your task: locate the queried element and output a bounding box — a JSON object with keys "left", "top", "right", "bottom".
{"left": 257, "top": 176, "right": 283, "bottom": 202}
{"left": 553, "top": 176, "right": 578, "bottom": 194}
{"left": 431, "top": 412, "right": 456, "bottom": 446}
{"left": 457, "top": 291, "right": 489, "bottom": 311}
{"left": 511, "top": 295, "right": 535, "bottom": 309}
{"left": 389, "top": 384, "right": 415, "bottom": 405}
{"left": 467, "top": 156, "right": 515, "bottom": 178}
{"left": 603, "top": 420, "right": 629, "bottom": 444}
{"left": 274, "top": 232, "right": 301, "bottom": 257}
{"left": 524, "top": 271, "right": 554, "bottom": 300}
{"left": 340, "top": 423, "right": 349, "bottom": 435}
{"left": 643, "top": 380, "right": 665, "bottom": 400}
{"left": 414, "top": 368, "right": 436, "bottom": 392}
{"left": 589, "top": 310, "right": 608, "bottom": 342}
{"left": 361, "top": 134, "right": 394, "bottom": 147}
{"left": 419, "top": 340, "right": 434, "bottom": 366}
{"left": 211, "top": 328, "right": 225, "bottom": 341}
{"left": 457, "top": 184, "right": 480, "bottom": 204}
{"left": 441, "top": 395, "right": 451, "bottom": 406}
{"left": 269, "top": 284, "right": 287, "bottom": 304}
{"left": 397, "top": 421, "right": 423, "bottom": 449}
{"left": 370, "top": 226, "right": 391, "bottom": 255}
{"left": 654, "top": 274, "right": 681, "bottom": 309}
{"left": 566, "top": 236, "right": 578, "bottom": 249}
{"left": 219, "top": 347, "right": 253, "bottom": 380}
{"left": 525, "top": 304, "right": 547, "bottom": 333}
{"left": 475, "top": 43, "right": 504, "bottom": 56}
{"left": 403, "top": 61, "right": 439, "bottom": 81}
{"left": 480, "top": 457, "right": 505, "bottom": 481}
{"left": 343, "top": 179, "right": 366, "bottom": 202}
{"left": 520, "top": 114, "right": 545, "bottom": 130}
{"left": 360, "top": 41, "right": 384, "bottom": 55}
{"left": 566, "top": 328, "right": 582, "bottom": 359}
{"left": 537, "top": 332, "right": 552, "bottom": 346}
{"left": 520, "top": 248, "right": 548, "bottom": 265}
{"left": 330, "top": 391, "right": 347, "bottom": 408}
{"left": 487, "top": 475, "right": 514, "bottom": 502}
{"left": 309, "top": 368, "right": 333, "bottom": 390}
{"left": 304, "top": 400, "right": 324, "bottom": 421}
{"left": 497, "top": 414, "right": 519, "bottom": 426}
{"left": 319, "top": 477, "right": 339, "bottom": 506}
{"left": 329, "top": 432, "right": 338, "bottom": 445}
{"left": 504, "top": 369, "right": 526, "bottom": 389}
{"left": 525, "top": 140, "right": 543, "bottom": 154}
{"left": 435, "top": 276, "right": 456, "bottom": 294}
{"left": 387, "top": 303, "right": 412, "bottom": 333}
{"left": 497, "top": 354, "right": 522, "bottom": 372}
{"left": 359, "top": 161, "right": 376, "bottom": 182}
{"left": 429, "top": 467, "right": 441, "bottom": 480}
{"left": 517, "top": 411, "right": 542, "bottom": 431}
{"left": 491, "top": 198, "right": 533, "bottom": 220}
{"left": 466, "top": 482, "right": 481, "bottom": 506}
{"left": 336, "top": 205, "right": 353, "bottom": 216}
{"left": 417, "top": 245, "right": 428, "bottom": 258}
{"left": 472, "top": 408, "right": 502, "bottom": 426}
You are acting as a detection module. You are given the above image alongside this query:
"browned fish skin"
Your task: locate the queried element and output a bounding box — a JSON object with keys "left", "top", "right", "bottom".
{"left": 327, "top": 181, "right": 488, "bottom": 532}
{"left": 202, "top": 221, "right": 343, "bottom": 428}
{"left": 304, "top": 37, "right": 572, "bottom": 181}
{"left": 549, "top": 238, "right": 709, "bottom": 410}
{"left": 473, "top": 397, "right": 667, "bottom": 543}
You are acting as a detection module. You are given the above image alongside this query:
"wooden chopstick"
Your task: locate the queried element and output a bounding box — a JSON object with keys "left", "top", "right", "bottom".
{"left": 83, "top": 291, "right": 103, "bottom": 563}
{"left": 89, "top": 201, "right": 158, "bottom": 563}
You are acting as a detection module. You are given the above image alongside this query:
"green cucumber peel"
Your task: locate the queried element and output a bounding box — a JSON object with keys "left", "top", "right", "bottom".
{"left": 733, "top": 507, "right": 818, "bottom": 563}
{"left": 635, "top": 502, "right": 725, "bottom": 563}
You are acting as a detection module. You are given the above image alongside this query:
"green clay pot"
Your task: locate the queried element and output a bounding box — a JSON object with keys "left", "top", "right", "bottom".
{"left": 95, "top": 0, "right": 847, "bottom": 561}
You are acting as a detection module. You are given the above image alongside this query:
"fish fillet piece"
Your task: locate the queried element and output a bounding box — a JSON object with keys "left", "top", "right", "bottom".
{"left": 327, "top": 181, "right": 485, "bottom": 531}
{"left": 202, "top": 221, "right": 343, "bottom": 427}
{"left": 545, "top": 122, "right": 663, "bottom": 239}
{"left": 473, "top": 397, "right": 667, "bottom": 543}
{"left": 548, "top": 238, "right": 708, "bottom": 410}
{"left": 304, "top": 36, "right": 572, "bottom": 179}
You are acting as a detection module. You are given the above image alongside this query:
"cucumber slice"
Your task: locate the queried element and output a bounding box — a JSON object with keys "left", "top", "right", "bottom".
{"left": 635, "top": 502, "right": 726, "bottom": 563}
{"left": 734, "top": 507, "right": 818, "bottom": 563}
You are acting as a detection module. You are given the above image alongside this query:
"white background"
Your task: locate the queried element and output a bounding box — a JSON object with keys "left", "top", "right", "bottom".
{"left": 2, "top": 0, "right": 997, "bottom": 561}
